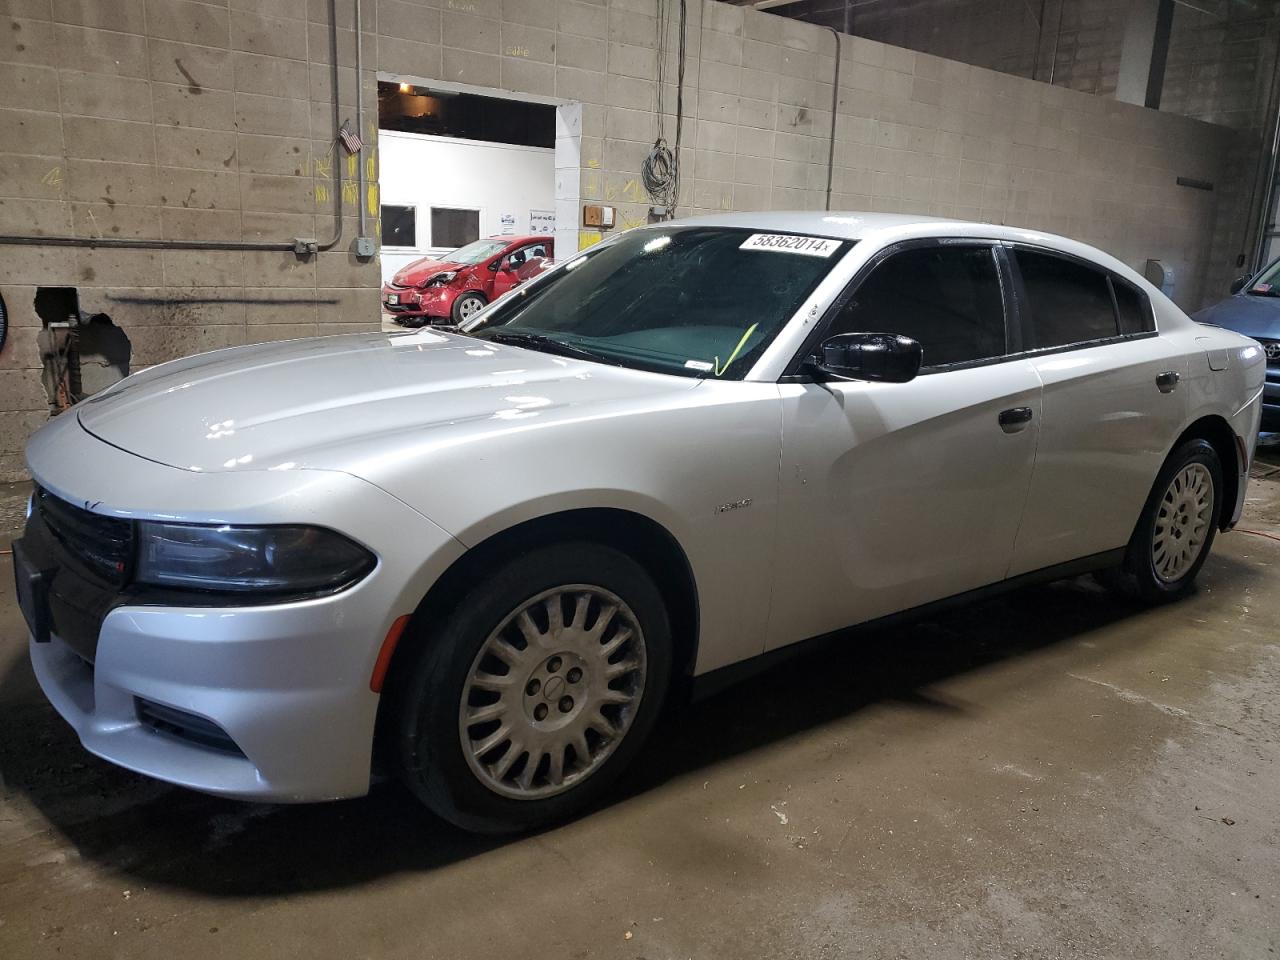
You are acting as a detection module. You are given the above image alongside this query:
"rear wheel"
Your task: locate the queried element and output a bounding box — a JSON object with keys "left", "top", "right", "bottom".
{"left": 451, "top": 292, "right": 486, "bottom": 323}
{"left": 1100, "top": 438, "right": 1222, "bottom": 602}
{"left": 393, "top": 542, "right": 671, "bottom": 833}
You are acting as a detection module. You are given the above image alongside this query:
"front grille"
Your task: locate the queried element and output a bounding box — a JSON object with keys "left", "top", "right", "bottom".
{"left": 1258, "top": 338, "right": 1280, "bottom": 368}
{"left": 34, "top": 485, "right": 134, "bottom": 586}
{"left": 136, "top": 698, "right": 245, "bottom": 756}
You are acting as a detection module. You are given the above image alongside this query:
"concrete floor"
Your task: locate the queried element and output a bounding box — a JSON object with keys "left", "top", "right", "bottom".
{"left": 2, "top": 453, "right": 1279, "bottom": 959}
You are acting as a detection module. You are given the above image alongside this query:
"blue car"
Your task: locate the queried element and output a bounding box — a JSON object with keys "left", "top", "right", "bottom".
{"left": 1194, "top": 264, "right": 1280, "bottom": 431}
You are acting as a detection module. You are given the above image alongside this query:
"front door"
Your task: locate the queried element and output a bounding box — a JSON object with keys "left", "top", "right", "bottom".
{"left": 492, "top": 243, "right": 551, "bottom": 299}
{"left": 768, "top": 241, "right": 1043, "bottom": 650}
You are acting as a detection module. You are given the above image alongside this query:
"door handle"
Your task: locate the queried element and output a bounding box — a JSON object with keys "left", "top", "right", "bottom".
{"left": 1156, "top": 371, "right": 1180, "bottom": 393}
{"left": 998, "top": 406, "right": 1034, "bottom": 433}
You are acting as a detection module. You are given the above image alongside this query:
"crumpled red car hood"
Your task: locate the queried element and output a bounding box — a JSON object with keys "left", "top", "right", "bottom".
{"left": 391, "top": 257, "right": 464, "bottom": 287}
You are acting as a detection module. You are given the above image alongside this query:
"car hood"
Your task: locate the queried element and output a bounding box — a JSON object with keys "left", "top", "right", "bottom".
{"left": 391, "top": 257, "right": 466, "bottom": 286}
{"left": 76, "top": 330, "right": 699, "bottom": 474}
{"left": 1193, "top": 294, "right": 1280, "bottom": 339}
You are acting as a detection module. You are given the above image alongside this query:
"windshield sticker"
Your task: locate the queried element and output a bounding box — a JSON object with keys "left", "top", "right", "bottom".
{"left": 685, "top": 359, "right": 714, "bottom": 372}
{"left": 740, "top": 234, "right": 840, "bottom": 257}
{"left": 1254, "top": 283, "right": 1271, "bottom": 293}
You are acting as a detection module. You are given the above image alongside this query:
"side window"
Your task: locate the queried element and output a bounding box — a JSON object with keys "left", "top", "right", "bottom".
{"left": 380, "top": 205, "right": 416, "bottom": 248}
{"left": 1015, "top": 250, "right": 1119, "bottom": 349}
{"left": 431, "top": 207, "right": 480, "bottom": 249}
{"left": 829, "top": 245, "right": 1006, "bottom": 368}
{"left": 1111, "top": 277, "right": 1154, "bottom": 334}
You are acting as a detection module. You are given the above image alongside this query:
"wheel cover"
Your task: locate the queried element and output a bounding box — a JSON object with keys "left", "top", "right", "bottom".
{"left": 458, "top": 296, "right": 482, "bottom": 318}
{"left": 459, "top": 585, "right": 647, "bottom": 800}
{"left": 1152, "top": 462, "right": 1214, "bottom": 583}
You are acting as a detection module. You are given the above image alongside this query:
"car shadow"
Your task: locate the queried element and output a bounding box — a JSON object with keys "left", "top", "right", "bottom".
{"left": 0, "top": 558, "right": 1260, "bottom": 898}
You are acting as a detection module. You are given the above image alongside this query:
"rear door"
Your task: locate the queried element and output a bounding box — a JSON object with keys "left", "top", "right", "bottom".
{"left": 1006, "top": 246, "right": 1188, "bottom": 576}
{"left": 492, "top": 243, "right": 552, "bottom": 299}
{"left": 768, "top": 240, "right": 1044, "bottom": 649}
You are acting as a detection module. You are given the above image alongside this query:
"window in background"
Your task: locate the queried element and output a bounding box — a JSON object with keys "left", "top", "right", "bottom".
{"left": 431, "top": 207, "right": 481, "bottom": 249}
{"left": 381, "top": 205, "right": 416, "bottom": 248}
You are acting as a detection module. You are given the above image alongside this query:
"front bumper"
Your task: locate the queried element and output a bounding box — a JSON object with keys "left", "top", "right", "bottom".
{"left": 381, "top": 283, "right": 454, "bottom": 320}
{"left": 22, "top": 413, "right": 466, "bottom": 801}
{"left": 29, "top": 587, "right": 387, "bottom": 801}
{"left": 1262, "top": 367, "right": 1280, "bottom": 431}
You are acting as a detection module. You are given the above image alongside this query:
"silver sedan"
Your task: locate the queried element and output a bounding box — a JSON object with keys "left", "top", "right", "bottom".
{"left": 14, "top": 212, "right": 1264, "bottom": 832}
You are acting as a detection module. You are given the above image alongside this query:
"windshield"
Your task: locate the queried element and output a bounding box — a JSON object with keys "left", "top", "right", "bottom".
{"left": 448, "top": 239, "right": 509, "bottom": 265}
{"left": 462, "top": 227, "right": 846, "bottom": 379}
{"left": 1246, "top": 258, "right": 1280, "bottom": 296}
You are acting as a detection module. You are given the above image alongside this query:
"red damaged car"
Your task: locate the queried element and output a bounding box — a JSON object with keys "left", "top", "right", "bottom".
{"left": 382, "top": 235, "right": 554, "bottom": 325}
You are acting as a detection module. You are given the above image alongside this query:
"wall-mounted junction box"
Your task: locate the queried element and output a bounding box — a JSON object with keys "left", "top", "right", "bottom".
{"left": 583, "top": 204, "right": 615, "bottom": 228}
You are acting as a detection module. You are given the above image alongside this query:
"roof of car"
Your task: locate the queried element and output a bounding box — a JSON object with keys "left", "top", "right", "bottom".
{"left": 490, "top": 234, "right": 552, "bottom": 246}
{"left": 667, "top": 210, "right": 1146, "bottom": 290}
{"left": 671, "top": 211, "right": 950, "bottom": 240}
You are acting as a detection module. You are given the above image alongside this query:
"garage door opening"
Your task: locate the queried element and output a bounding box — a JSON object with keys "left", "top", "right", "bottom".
{"left": 376, "top": 78, "right": 578, "bottom": 327}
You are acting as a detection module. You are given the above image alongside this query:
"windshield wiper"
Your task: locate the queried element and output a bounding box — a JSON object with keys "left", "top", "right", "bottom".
{"left": 486, "top": 331, "right": 617, "bottom": 365}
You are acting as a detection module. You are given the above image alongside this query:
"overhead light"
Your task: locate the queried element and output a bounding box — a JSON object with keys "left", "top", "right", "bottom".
{"left": 399, "top": 82, "right": 412, "bottom": 94}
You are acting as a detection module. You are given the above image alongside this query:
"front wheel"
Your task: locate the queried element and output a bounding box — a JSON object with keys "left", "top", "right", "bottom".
{"left": 1101, "top": 438, "right": 1222, "bottom": 602}
{"left": 393, "top": 542, "right": 671, "bottom": 833}
{"left": 450, "top": 291, "right": 486, "bottom": 323}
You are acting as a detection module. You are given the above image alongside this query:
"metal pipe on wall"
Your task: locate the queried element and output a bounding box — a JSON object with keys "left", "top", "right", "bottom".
{"left": 0, "top": 0, "right": 348, "bottom": 255}
{"left": 824, "top": 25, "right": 842, "bottom": 210}
{"left": 355, "top": 0, "right": 368, "bottom": 242}
{"left": 1245, "top": 21, "right": 1280, "bottom": 272}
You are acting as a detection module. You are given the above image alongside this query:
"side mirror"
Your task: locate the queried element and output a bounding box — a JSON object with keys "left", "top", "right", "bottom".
{"left": 1230, "top": 276, "right": 1249, "bottom": 294}
{"left": 810, "top": 332, "right": 922, "bottom": 383}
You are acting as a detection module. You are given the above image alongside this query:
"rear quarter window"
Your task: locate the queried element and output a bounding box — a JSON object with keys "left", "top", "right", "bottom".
{"left": 1111, "top": 277, "right": 1154, "bottom": 334}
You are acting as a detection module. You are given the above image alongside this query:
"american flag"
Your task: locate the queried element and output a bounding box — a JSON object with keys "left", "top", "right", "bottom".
{"left": 339, "top": 120, "right": 363, "bottom": 155}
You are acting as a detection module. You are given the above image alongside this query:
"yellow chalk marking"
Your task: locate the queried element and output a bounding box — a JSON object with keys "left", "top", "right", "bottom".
{"left": 367, "top": 183, "right": 379, "bottom": 217}
{"left": 315, "top": 184, "right": 330, "bottom": 203}
{"left": 714, "top": 323, "right": 758, "bottom": 377}
{"left": 342, "top": 181, "right": 358, "bottom": 206}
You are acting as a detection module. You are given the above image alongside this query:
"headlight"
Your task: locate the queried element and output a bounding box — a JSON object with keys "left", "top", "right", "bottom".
{"left": 135, "top": 522, "right": 375, "bottom": 594}
{"left": 419, "top": 271, "right": 457, "bottom": 287}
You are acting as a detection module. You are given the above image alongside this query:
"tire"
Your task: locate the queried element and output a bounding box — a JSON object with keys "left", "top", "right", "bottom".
{"left": 1100, "top": 438, "right": 1222, "bottom": 603}
{"left": 450, "top": 291, "right": 487, "bottom": 324}
{"left": 393, "top": 542, "right": 672, "bottom": 833}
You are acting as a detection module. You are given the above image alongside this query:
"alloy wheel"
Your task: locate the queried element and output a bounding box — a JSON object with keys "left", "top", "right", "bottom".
{"left": 1152, "top": 462, "right": 1214, "bottom": 582}
{"left": 459, "top": 585, "right": 647, "bottom": 800}
{"left": 458, "top": 296, "right": 482, "bottom": 319}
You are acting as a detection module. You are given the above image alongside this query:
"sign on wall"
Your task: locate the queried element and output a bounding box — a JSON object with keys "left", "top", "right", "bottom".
{"left": 500, "top": 213, "right": 516, "bottom": 235}
{"left": 531, "top": 210, "right": 556, "bottom": 235}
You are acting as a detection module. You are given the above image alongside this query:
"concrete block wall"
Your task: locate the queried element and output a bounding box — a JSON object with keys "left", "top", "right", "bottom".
{"left": 0, "top": 0, "right": 1244, "bottom": 481}
{"left": 0, "top": 0, "right": 381, "bottom": 481}
{"left": 594, "top": 1, "right": 1235, "bottom": 299}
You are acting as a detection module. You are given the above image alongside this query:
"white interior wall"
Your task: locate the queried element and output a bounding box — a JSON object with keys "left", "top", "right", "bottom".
{"left": 378, "top": 130, "right": 556, "bottom": 284}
